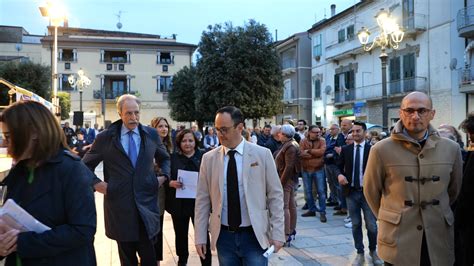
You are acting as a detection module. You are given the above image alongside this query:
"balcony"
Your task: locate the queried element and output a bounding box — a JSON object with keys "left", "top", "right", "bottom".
{"left": 458, "top": 6, "right": 474, "bottom": 38}
{"left": 356, "top": 77, "right": 428, "bottom": 101}
{"left": 334, "top": 88, "right": 356, "bottom": 105}
{"left": 458, "top": 67, "right": 474, "bottom": 93}
{"left": 403, "top": 13, "right": 427, "bottom": 37}
{"left": 325, "top": 37, "right": 361, "bottom": 62}
{"left": 281, "top": 59, "right": 296, "bottom": 75}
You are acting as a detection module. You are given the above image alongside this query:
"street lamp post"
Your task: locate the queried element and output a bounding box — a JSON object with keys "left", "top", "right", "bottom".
{"left": 39, "top": 1, "right": 66, "bottom": 117}
{"left": 357, "top": 8, "right": 404, "bottom": 132}
{"left": 68, "top": 69, "right": 91, "bottom": 112}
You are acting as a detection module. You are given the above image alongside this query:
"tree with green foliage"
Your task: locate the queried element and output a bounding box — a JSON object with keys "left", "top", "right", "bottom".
{"left": 168, "top": 66, "right": 209, "bottom": 132}
{"left": 195, "top": 20, "right": 283, "bottom": 123}
{"left": 57, "top": 92, "right": 71, "bottom": 120}
{"left": 0, "top": 61, "right": 51, "bottom": 106}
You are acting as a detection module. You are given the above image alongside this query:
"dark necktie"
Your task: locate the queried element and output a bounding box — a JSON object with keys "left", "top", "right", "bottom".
{"left": 227, "top": 150, "right": 241, "bottom": 229}
{"left": 128, "top": 131, "right": 138, "bottom": 168}
{"left": 353, "top": 144, "right": 361, "bottom": 189}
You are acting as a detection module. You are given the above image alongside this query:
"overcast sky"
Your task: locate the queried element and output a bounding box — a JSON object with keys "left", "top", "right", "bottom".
{"left": 1, "top": 0, "right": 356, "bottom": 44}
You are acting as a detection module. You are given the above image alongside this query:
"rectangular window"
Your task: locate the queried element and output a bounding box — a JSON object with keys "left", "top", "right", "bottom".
{"left": 403, "top": 0, "right": 415, "bottom": 29}
{"left": 158, "top": 76, "right": 172, "bottom": 92}
{"left": 389, "top": 56, "right": 401, "bottom": 94}
{"left": 313, "top": 34, "right": 322, "bottom": 57}
{"left": 283, "top": 79, "right": 292, "bottom": 100}
{"left": 61, "top": 75, "right": 74, "bottom": 91}
{"left": 314, "top": 79, "right": 321, "bottom": 99}
{"left": 104, "top": 78, "right": 126, "bottom": 99}
{"left": 338, "top": 29, "right": 346, "bottom": 43}
{"left": 346, "top": 25, "right": 355, "bottom": 40}
{"left": 403, "top": 53, "right": 416, "bottom": 91}
{"left": 62, "top": 49, "right": 74, "bottom": 61}
{"left": 334, "top": 70, "right": 355, "bottom": 102}
{"left": 160, "top": 52, "right": 172, "bottom": 64}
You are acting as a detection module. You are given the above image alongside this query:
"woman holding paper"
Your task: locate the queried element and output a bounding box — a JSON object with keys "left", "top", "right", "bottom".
{"left": 0, "top": 101, "right": 96, "bottom": 265}
{"left": 166, "top": 129, "right": 211, "bottom": 265}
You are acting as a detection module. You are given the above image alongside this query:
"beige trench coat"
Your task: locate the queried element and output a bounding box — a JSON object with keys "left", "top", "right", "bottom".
{"left": 363, "top": 121, "right": 462, "bottom": 265}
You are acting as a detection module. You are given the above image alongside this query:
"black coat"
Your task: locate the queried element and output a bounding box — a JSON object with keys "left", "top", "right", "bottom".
{"left": 1, "top": 149, "right": 96, "bottom": 266}
{"left": 335, "top": 142, "right": 371, "bottom": 196}
{"left": 83, "top": 120, "right": 170, "bottom": 241}
{"left": 165, "top": 150, "right": 203, "bottom": 217}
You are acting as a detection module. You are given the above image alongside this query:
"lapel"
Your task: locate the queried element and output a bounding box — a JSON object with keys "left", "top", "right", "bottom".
{"left": 347, "top": 144, "right": 354, "bottom": 181}
{"left": 242, "top": 142, "right": 252, "bottom": 196}
{"left": 362, "top": 142, "right": 371, "bottom": 171}
{"left": 136, "top": 125, "right": 147, "bottom": 167}
{"left": 216, "top": 146, "right": 225, "bottom": 200}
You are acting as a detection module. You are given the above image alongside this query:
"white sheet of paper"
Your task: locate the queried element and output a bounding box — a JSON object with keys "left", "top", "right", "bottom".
{"left": 175, "top": 170, "right": 199, "bottom": 199}
{"left": 0, "top": 199, "right": 51, "bottom": 233}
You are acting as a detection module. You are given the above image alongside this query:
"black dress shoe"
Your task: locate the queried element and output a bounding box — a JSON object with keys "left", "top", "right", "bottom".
{"left": 302, "top": 203, "right": 308, "bottom": 210}
{"left": 320, "top": 213, "right": 327, "bottom": 223}
{"left": 301, "top": 211, "right": 316, "bottom": 217}
{"left": 334, "top": 205, "right": 341, "bottom": 210}
{"left": 326, "top": 201, "right": 338, "bottom": 207}
{"left": 333, "top": 210, "right": 348, "bottom": 216}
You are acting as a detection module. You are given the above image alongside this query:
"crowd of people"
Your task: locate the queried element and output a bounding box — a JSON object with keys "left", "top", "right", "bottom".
{"left": 0, "top": 91, "right": 472, "bottom": 266}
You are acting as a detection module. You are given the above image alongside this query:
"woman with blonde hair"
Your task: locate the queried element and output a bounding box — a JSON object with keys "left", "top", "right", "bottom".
{"left": 0, "top": 101, "right": 96, "bottom": 265}
{"left": 150, "top": 117, "right": 173, "bottom": 265}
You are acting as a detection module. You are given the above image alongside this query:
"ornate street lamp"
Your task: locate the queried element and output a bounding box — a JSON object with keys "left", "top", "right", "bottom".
{"left": 68, "top": 69, "right": 91, "bottom": 112}
{"left": 39, "top": 1, "right": 66, "bottom": 117}
{"left": 357, "top": 8, "right": 404, "bottom": 131}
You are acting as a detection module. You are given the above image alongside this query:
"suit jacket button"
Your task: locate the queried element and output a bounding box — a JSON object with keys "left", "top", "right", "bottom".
{"left": 419, "top": 154, "right": 424, "bottom": 159}
{"left": 417, "top": 225, "right": 423, "bottom": 230}
{"left": 218, "top": 215, "right": 220, "bottom": 218}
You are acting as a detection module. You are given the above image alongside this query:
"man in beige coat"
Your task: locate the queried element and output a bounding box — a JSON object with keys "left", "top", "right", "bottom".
{"left": 194, "top": 106, "right": 285, "bottom": 265}
{"left": 364, "top": 92, "right": 462, "bottom": 265}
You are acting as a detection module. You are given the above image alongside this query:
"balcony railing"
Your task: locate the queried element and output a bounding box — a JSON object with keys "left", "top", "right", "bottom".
{"left": 334, "top": 88, "right": 356, "bottom": 104}
{"left": 325, "top": 37, "right": 360, "bottom": 61}
{"left": 281, "top": 59, "right": 296, "bottom": 70}
{"left": 458, "top": 6, "right": 474, "bottom": 37}
{"left": 402, "top": 13, "right": 427, "bottom": 33}
{"left": 93, "top": 88, "right": 133, "bottom": 100}
{"left": 458, "top": 67, "right": 474, "bottom": 93}
{"left": 354, "top": 77, "right": 428, "bottom": 101}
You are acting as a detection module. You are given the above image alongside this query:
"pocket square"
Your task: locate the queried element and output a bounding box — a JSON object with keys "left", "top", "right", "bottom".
{"left": 250, "top": 162, "right": 259, "bottom": 167}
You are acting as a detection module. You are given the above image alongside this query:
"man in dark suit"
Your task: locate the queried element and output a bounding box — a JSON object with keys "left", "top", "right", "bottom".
{"left": 83, "top": 94, "right": 170, "bottom": 266}
{"left": 83, "top": 123, "right": 96, "bottom": 144}
{"left": 336, "top": 121, "right": 382, "bottom": 266}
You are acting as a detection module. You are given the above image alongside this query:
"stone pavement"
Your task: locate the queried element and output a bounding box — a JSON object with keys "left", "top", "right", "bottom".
{"left": 93, "top": 164, "right": 380, "bottom": 266}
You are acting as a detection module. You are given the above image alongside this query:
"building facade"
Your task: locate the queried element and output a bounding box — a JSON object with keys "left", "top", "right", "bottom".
{"left": 274, "top": 32, "right": 313, "bottom": 124}
{"left": 457, "top": 0, "right": 474, "bottom": 114}
{"left": 0, "top": 26, "right": 43, "bottom": 63}
{"left": 40, "top": 26, "right": 197, "bottom": 127}
{"left": 308, "top": 0, "right": 466, "bottom": 130}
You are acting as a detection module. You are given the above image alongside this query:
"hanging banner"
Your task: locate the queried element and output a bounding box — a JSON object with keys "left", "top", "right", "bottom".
{"left": 14, "top": 87, "right": 54, "bottom": 112}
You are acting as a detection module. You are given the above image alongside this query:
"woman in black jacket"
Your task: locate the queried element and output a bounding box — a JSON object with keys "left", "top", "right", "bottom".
{"left": 0, "top": 101, "right": 96, "bottom": 266}
{"left": 166, "top": 129, "right": 211, "bottom": 266}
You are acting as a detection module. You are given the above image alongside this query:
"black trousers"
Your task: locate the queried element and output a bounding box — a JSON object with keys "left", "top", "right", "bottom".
{"left": 154, "top": 214, "right": 164, "bottom": 261}
{"left": 117, "top": 220, "right": 156, "bottom": 266}
{"left": 171, "top": 213, "right": 211, "bottom": 265}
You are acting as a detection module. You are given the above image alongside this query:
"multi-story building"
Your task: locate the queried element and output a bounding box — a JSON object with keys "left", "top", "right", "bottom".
{"left": 40, "top": 26, "right": 197, "bottom": 127}
{"left": 308, "top": 0, "right": 466, "bottom": 130}
{"left": 0, "top": 25, "right": 197, "bottom": 127}
{"left": 457, "top": 0, "right": 474, "bottom": 114}
{"left": 274, "top": 32, "right": 313, "bottom": 124}
{"left": 0, "top": 26, "right": 43, "bottom": 63}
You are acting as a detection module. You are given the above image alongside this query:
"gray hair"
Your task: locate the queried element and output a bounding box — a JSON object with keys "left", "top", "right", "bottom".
{"left": 280, "top": 124, "right": 295, "bottom": 138}
{"left": 270, "top": 125, "right": 281, "bottom": 135}
{"left": 116, "top": 94, "right": 141, "bottom": 113}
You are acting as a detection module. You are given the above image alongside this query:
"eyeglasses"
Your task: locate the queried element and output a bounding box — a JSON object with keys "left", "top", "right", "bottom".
{"left": 401, "top": 108, "right": 432, "bottom": 117}
{"left": 215, "top": 125, "right": 236, "bottom": 135}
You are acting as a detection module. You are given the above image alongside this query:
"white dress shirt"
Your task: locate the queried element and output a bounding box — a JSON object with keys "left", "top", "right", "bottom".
{"left": 221, "top": 137, "right": 251, "bottom": 227}
{"left": 352, "top": 141, "right": 365, "bottom": 188}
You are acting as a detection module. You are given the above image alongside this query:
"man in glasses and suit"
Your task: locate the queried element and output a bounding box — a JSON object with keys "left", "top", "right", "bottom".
{"left": 194, "top": 106, "right": 285, "bottom": 266}
{"left": 364, "top": 91, "right": 462, "bottom": 266}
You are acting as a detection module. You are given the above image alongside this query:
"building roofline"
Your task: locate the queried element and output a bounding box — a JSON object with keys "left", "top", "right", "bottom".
{"left": 50, "top": 26, "right": 166, "bottom": 39}
{"left": 40, "top": 36, "right": 198, "bottom": 49}
{"left": 307, "top": 0, "right": 374, "bottom": 34}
